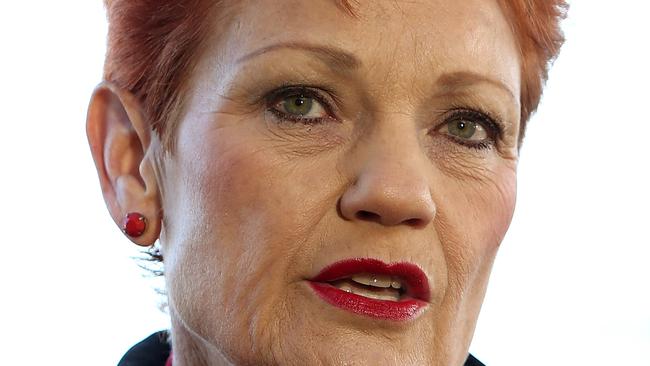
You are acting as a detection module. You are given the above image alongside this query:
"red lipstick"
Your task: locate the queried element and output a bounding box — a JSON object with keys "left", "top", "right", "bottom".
{"left": 308, "top": 258, "right": 430, "bottom": 321}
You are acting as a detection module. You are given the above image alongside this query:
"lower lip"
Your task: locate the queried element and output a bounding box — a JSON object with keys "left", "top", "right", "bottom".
{"left": 308, "top": 282, "right": 427, "bottom": 321}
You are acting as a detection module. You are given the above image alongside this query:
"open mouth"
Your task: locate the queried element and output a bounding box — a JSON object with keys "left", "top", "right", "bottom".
{"left": 308, "top": 258, "right": 430, "bottom": 321}
{"left": 329, "top": 273, "right": 405, "bottom": 301}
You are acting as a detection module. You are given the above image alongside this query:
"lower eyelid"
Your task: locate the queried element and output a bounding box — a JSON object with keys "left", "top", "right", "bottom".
{"left": 274, "top": 97, "right": 327, "bottom": 118}
{"left": 433, "top": 122, "right": 496, "bottom": 151}
{"left": 267, "top": 108, "right": 330, "bottom": 126}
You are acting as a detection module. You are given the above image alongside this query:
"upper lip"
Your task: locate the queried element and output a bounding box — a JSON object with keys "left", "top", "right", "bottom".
{"left": 309, "top": 258, "right": 431, "bottom": 302}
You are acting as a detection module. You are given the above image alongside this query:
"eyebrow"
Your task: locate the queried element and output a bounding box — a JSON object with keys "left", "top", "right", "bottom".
{"left": 236, "top": 42, "right": 362, "bottom": 71}
{"left": 436, "top": 71, "right": 518, "bottom": 102}
{"left": 237, "top": 43, "right": 517, "bottom": 103}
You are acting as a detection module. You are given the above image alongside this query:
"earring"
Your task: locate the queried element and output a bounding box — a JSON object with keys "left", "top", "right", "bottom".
{"left": 122, "top": 212, "right": 147, "bottom": 237}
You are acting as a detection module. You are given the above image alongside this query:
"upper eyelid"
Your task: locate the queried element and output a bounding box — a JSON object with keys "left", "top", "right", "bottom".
{"left": 434, "top": 109, "right": 503, "bottom": 151}
{"left": 263, "top": 85, "right": 506, "bottom": 136}
{"left": 456, "top": 104, "right": 511, "bottom": 138}
{"left": 266, "top": 86, "right": 339, "bottom": 115}
{"left": 441, "top": 108, "right": 503, "bottom": 137}
{"left": 265, "top": 85, "right": 335, "bottom": 100}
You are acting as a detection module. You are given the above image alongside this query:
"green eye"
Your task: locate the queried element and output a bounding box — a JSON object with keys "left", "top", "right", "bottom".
{"left": 442, "top": 118, "right": 488, "bottom": 142}
{"left": 275, "top": 94, "right": 327, "bottom": 120}
{"left": 283, "top": 95, "right": 313, "bottom": 116}
{"left": 449, "top": 119, "right": 477, "bottom": 139}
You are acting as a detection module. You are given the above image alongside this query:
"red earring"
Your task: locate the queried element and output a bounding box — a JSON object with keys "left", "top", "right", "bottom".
{"left": 122, "top": 212, "right": 147, "bottom": 237}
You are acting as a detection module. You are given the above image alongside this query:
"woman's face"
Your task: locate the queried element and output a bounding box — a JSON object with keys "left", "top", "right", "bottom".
{"left": 161, "top": 0, "right": 520, "bottom": 364}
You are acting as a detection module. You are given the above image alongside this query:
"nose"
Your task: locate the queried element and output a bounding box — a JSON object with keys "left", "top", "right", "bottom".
{"left": 339, "top": 148, "right": 436, "bottom": 228}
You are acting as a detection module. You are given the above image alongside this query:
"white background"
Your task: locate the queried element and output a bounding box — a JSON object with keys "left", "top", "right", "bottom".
{"left": 0, "top": 1, "right": 648, "bottom": 365}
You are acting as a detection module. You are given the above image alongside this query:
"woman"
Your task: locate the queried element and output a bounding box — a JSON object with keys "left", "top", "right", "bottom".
{"left": 87, "top": 0, "right": 566, "bottom": 364}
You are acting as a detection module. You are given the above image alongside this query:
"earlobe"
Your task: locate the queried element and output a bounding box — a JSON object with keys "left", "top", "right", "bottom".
{"left": 86, "top": 82, "right": 162, "bottom": 246}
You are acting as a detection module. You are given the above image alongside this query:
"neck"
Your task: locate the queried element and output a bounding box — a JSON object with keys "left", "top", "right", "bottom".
{"left": 169, "top": 307, "right": 233, "bottom": 366}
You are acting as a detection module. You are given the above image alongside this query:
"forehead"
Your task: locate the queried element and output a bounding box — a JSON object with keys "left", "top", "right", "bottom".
{"left": 212, "top": 0, "right": 520, "bottom": 99}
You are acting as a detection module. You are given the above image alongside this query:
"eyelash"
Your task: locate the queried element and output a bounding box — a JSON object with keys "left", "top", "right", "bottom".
{"left": 440, "top": 107, "right": 504, "bottom": 150}
{"left": 265, "top": 86, "right": 337, "bottom": 124}
{"left": 264, "top": 86, "right": 504, "bottom": 150}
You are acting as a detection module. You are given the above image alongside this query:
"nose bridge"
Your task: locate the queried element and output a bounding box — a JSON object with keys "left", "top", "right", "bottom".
{"left": 339, "top": 121, "right": 436, "bottom": 228}
{"left": 363, "top": 136, "right": 427, "bottom": 197}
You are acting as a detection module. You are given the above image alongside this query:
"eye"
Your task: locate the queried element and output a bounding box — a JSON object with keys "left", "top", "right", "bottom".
{"left": 270, "top": 91, "right": 329, "bottom": 122}
{"left": 436, "top": 109, "right": 501, "bottom": 149}
{"left": 442, "top": 118, "right": 488, "bottom": 141}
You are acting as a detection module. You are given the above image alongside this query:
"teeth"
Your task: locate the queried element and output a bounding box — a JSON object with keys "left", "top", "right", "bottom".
{"left": 350, "top": 274, "right": 403, "bottom": 290}
{"left": 338, "top": 283, "right": 353, "bottom": 293}
{"left": 391, "top": 279, "right": 402, "bottom": 289}
{"left": 332, "top": 282, "right": 400, "bottom": 301}
{"left": 354, "top": 290, "right": 400, "bottom": 301}
{"left": 351, "top": 274, "right": 392, "bottom": 288}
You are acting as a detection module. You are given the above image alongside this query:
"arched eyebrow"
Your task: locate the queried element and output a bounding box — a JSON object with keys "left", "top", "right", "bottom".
{"left": 236, "top": 42, "right": 362, "bottom": 72}
{"left": 236, "top": 43, "right": 517, "bottom": 104}
{"left": 436, "top": 71, "right": 517, "bottom": 103}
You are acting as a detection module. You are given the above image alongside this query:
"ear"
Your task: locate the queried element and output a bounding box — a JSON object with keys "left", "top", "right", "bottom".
{"left": 86, "top": 82, "right": 162, "bottom": 246}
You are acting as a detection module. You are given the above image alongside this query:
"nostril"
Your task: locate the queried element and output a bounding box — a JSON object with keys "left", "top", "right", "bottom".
{"left": 403, "top": 218, "right": 423, "bottom": 227}
{"left": 356, "top": 210, "right": 381, "bottom": 222}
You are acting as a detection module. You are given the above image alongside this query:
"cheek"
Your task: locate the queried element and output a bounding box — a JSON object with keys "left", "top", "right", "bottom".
{"left": 430, "top": 161, "right": 516, "bottom": 358}
{"left": 164, "top": 116, "right": 343, "bottom": 358}
{"left": 164, "top": 125, "right": 287, "bottom": 358}
{"left": 467, "top": 165, "right": 517, "bottom": 250}
{"left": 436, "top": 162, "right": 517, "bottom": 296}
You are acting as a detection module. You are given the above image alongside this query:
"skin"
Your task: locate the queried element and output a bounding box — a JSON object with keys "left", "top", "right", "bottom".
{"left": 87, "top": 0, "right": 522, "bottom": 365}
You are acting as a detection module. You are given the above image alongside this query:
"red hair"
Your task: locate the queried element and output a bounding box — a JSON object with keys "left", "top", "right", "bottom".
{"left": 497, "top": 0, "right": 568, "bottom": 141}
{"left": 103, "top": 0, "right": 567, "bottom": 149}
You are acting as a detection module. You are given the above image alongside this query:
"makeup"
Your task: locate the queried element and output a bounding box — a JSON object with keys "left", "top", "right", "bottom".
{"left": 309, "top": 258, "right": 430, "bottom": 321}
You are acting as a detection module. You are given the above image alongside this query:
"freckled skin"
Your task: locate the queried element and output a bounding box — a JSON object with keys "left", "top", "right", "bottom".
{"left": 152, "top": 1, "right": 519, "bottom": 365}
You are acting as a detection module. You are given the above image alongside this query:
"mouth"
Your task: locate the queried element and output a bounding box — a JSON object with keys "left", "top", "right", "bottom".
{"left": 308, "top": 258, "right": 430, "bottom": 321}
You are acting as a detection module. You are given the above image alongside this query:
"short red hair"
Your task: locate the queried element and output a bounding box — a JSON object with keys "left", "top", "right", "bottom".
{"left": 497, "top": 0, "right": 568, "bottom": 141}
{"left": 103, "top": 0, "right": 567, "bottom": 149}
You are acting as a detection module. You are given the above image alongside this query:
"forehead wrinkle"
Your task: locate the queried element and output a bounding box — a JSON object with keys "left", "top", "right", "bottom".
{"left": 436, "top": 71, "right": 518, "bottom": 105}
{"left": 236, "top": 41, "right": 361, "bottom": 73}
{"left": 329, "top": 0, "right": 359, "bottom": 16}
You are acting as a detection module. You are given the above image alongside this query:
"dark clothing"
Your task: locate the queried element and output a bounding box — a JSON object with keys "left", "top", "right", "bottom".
{"left": 118, "top": 332, "right": 171, "bottom": 366}
{"left": 465, "top": 354, "right": 486, "bottom": 366}
{"left": 119, "top": 331, "right": 485, "bottom": 366}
